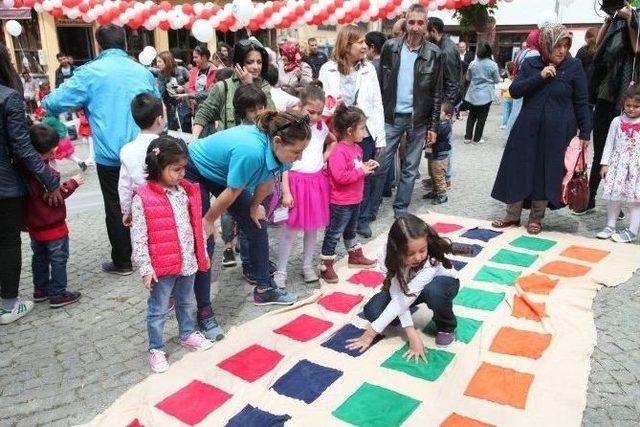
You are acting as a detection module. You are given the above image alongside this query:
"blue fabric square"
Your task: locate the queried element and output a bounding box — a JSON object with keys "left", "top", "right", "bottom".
{"left": 452, "top": 260, "right": 468, "bottom": 271}
{"left": 226, "top": 405, "right": 291, "bottom": 427}
{"left": 321, "top": 324, "right": 383, "bottom": 357}
{"left": 272, "top": 359, "right": 343, "bottom": 403}
{"left": 461, "top": 227, "right": 503, "bottom": 242}
{"left": 452, "top": 243, "right": 483, "bottom": 257}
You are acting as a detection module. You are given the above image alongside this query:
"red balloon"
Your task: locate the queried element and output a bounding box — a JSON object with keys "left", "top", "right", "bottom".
{"left": 335, "top": 0, "right": 344, "bottom": 7}
{"left": 23, "top": 0, "right": 35, "bottom": 7}
{"left": 182, "top": 3, "right": 193, "bottom": 15}
{"left": 78, "top": 2, "right": 88, "bottom": 12}
{"left": 218, "top": 23, "right": 228, "bottom": 32}
{"left": 200, "top": 9, "right": 211, "bottom": 19}
{"left": 51, "top": 7, "right": 63, "bottom": 18}
{"left": 150, "top": 4, "right": 159, "bottom": 13}
{"left": 359, "top": 0, "right": 370, "bottom": 11}
{"left": 327, "top": 4, "right": 336, "bottom": 13}
{"left": 118, "top": 1, "right": 129, "bottom": 12}
{"left": 295, "top": 5, "right": 304, "bottom": 16}
{"left": 128, "top": 18, "right": 140, "bottom": 29}
{"left": 272, "top": 1, "right": 282, "bottom": 12}
{"left": 159, "top": 1, "right": 172, "bottom": 12}
{"left": 159, "top": 21, "right": 170, "bottom": 30}
{"left": 304, "top": 0, "right": 312, "bottom": 8}
{"left": 62, "top": 0, "right": 75, "bottom": 8}
{"left": 211, "top": 4, "right": 220, "bottom": 14}
{"left": 248, "top": 22, "right": 258, "bottom": 31}
{"left": 255, "top": 15, "right": 265, "bottom": 25}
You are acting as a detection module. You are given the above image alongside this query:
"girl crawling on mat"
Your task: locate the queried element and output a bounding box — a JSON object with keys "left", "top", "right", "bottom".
{"left": 346, "top": 214, "right": 462, "bottom": 362}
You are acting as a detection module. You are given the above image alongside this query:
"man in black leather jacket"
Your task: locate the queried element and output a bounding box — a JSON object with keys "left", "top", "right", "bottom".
{"left": 361, "top": 3, "right": 443, "bottom": 226}
{"left": 428, "top": 17, "right": 461, "bottom": 105}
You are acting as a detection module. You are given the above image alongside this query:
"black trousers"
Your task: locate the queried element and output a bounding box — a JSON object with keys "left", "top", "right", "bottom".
{"left": 362, "top": 276, "right": 460, "bottom": 333}
{"left": 465, "top": 102, "right": 492, "bottom": 142}
{"left": 589, "top": 100, "right": 618, "bottom": 209}
{"left": 96, "top": 164, "right": 132, "bottom": 269}
{"left": 0, "top": 197, "right": 24, "bottom": 299}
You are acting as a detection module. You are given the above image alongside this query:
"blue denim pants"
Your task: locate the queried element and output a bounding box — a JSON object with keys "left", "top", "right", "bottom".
{"left": 321, "top": 203, "right": 360, "bottom": 256}
{"left": 31, "top": 236, "right": 69, "bottom": 297}
{"left": 362, "top": 276, "right": 460, "bottom": 332}
{"left": 147, "top": 274, "right": 196, "bottom": 350}
{"left": 369, "top": 115, "right": 427, "bottom": 217}
{"left": 502, "top": 98, "right": 513, "bottom": 127}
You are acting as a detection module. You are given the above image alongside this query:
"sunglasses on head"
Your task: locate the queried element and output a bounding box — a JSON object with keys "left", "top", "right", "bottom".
{"left": 274, "top": 115, "right": 311, "bottom": 135}
{"left": 238, "top": 37, "right": 264, "bottom": 50}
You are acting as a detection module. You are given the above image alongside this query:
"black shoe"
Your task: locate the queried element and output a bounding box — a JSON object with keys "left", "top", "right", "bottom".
{"left": 382, "top": 190, "right": 393, "bottom": 198}
{"left": 422, "top": 191, "right": 437, "bottom": 200}
{"left": 242, "top": 270, "right": 258, "bottom": 285}
{"left": 618, "top": 210, "right": 625, "bottom": 221}
{"left": 78, "top": 161, "right": 88, "bottom": 172}
{"left": 222, "top": 248, "right": 237, "bottom": 267}
{"left": 33, "top": 289, "right": 49, "bottom": 303}
{"left": 101, "top": 262, "right": 133, "bottom": 276}
{"left": 356, "top": 222, "right": 373, "bottom": 238}
{"left": 49, "top": 291, "right": 81, "bottom": 308}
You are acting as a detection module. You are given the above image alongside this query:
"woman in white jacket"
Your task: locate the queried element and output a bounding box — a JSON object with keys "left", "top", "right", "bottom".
{"left": 319, "top": 24, "right": 386, "bottom": 238}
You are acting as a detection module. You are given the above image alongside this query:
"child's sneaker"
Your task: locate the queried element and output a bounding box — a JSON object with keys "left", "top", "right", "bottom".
{"left": 432, "top": 194, "right": 448, "bottom": 205}
{"left": 596, "top": 226, "right": 615, "bottom": 240}
{"left": 179, "top": 331, "right": 214, "bottom": 351}
{"left": 422, "top": 191, "right": 436, "bottom": 200}
{"left": 611, "top": 229, "right": 638, "bottom": 243}
{"left": 348, "top": 245, "right": 376, "bottom": 269}
{"left": 253, "top": 287, "right": 297, "bottom": 306}
{"left": 49, "top": 291, "right": 81, "bottom": 308}
{"left": 435, "top": 331, "right": 456, "bottom": 346}
{"left": 273, "top": 270, "right": 287, "bottom": 289}
{"left": 33, "top": 289, "right": 49, "bottom": 303}
{"left": 149, "top": 349, "right": 169, "bottom": 373}
{"left": 222, "top": 248, "right": 237, "bottom": 267}
{"left": 302, "top": 265, "right": 319, "bottom": 283}
{"left": 0, "top": 300, "right": 34, "bottom": 325}
{"left": 197, "top": 309, "right": 225, "bottom": 342}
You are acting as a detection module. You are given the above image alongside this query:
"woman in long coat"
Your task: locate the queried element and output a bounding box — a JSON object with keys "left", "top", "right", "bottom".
{"left": 491, "top": 25, "right": 592, "bottom": 234}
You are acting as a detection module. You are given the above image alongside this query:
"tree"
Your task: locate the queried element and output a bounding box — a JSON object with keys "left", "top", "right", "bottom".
{"left": 453, "top": 3, "right": 498, "bottom": 48}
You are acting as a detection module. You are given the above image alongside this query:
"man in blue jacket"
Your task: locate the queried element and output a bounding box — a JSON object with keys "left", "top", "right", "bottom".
{"left": 44, "top": 25, "right": 160, "bottom": 275}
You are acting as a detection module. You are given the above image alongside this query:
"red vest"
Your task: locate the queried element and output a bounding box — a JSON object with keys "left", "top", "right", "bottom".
{"left": 134, "top": 180, "right": 208, "bottom": 277}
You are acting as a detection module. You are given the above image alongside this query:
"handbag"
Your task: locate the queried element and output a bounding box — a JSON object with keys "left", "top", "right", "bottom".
{"left": 565, "top": 145, "right": 590, "bottom": 212}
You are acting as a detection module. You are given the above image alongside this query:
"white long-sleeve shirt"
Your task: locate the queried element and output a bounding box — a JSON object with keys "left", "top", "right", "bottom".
{"left": 118, "top": 133, "right": 159, "bottom": 215}
{"left": 371, "top": 245, "right": 458, "bottom": 333}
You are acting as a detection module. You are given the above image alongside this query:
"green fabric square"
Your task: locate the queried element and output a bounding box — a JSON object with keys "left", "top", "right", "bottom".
{"left": 424, "top": 316, "right": 483, "bottom": 344}
{"left": 381, "top": 344, "right": 455, "bottom": 381}
{"left": 454, "top": 287, "right": 505, "bottom": 311}
{"left": 510, "top": 235, "right": 557, "bottom": 251}
{"left": 473, "top": 265, "right": 521, "bottom": 286}
{"left": 332, "top": 382, "right": 420, "bottom": 427}
{"left": 490, "top": 249, "right": 538, "bottom": 268}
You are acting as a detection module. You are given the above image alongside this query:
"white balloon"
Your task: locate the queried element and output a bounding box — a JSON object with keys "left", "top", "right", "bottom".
{"left": 33, "top": 3, "right": 43, "bottom": 12}
{"left": 67, "top": 7, "right": 81, "bottom": 19}
{"left": 6, "top": 20, "right": 22, "bottom": 37}
{"left": 231, "top": 0, "right": 253, "bottom": 25}
{"left": 191, "top": 19, "right": 214, "bottom": 42}
{"left": 42, "top": 0, "right": 54, "bottom": 11}
{"left": 52, "top": 0, "right": 62, "bottom": 8}
{"left": 2, "top": 0, "right": 15, "bottom": 8}
{"left": 427, "top": 2, "right": 437, "bottom": 11}
{"left": 82, "top": 14, "right": 92, "bottom": 23}
{"left": 143, "top": 45, "right": 157, "bottom": 57}
{"left": 138, "top": 50, "right": 154, "bottom": 66}
{"left": 335, "top": 8, "right": 345, "bottom": 19}
{"left": 537, "top": 10, "right": 559, "bottom": 28}
{"left": 272, "top": 12, "right": 283, "bottom": 25}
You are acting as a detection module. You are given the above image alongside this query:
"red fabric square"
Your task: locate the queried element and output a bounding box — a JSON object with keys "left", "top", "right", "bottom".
{"left": 274, "top": 314, "right": 333, "bottom": 342}
{"left": 155, "top": 380, "right": 232, "bottom": 425}
{"left": 347, "top": 270, "right": 386, "bottom": 288}
{"left": 318, "top": 292, "right": 364, "bottom": 313}
{"left": 432, "top": 222, "right": 464, "bottom": 234}
{"left": 217, "top": 344, "right": 284, "bottom": 382}
{"left": 127, "top": 420, "right": 143, "bottom": 427}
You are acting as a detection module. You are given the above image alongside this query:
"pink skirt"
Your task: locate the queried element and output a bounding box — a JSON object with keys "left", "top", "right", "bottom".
{"left": 287, "top": 170, "right": 330, "bottom": 230}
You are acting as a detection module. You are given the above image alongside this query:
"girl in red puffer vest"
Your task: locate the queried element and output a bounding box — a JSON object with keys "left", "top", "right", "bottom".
{"left": 130, "top": 136, "right": 212, "bottom": 373}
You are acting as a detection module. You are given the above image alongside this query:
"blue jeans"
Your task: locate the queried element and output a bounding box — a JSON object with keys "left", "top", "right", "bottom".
{"left": 369, "top": 115, "right": 427, "bottom": 217}
{"left": 502, "top": 98, "right": 513, "bottom": 127}
{"left": 321, "top": 204, "right": 360, "bottom": 256}
{"left": 147, "top": 274, "right": 196, "bottom": 350}
{"left": 363, "top": 276, "right": 460, "bottom": 332}
{"left": 31, "top": 237, "right": 69, "bottom": 297}
{"left": 186, "top": 159, "right": 273, "bottom": 294}
{"left": 357, "top": 136, "right": 378, "bottom": 226}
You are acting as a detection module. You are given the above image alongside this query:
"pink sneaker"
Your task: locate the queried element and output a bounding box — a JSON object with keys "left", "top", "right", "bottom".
{"left": 179, "top": 331, "right": 214, "bottom": 351}
{"left": 149, "top": 349, "right": 169, "bottom": 373}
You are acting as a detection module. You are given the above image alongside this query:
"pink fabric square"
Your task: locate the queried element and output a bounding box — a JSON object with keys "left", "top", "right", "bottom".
{"left": 432, "top": 222, "right": 464, "bottom": 234}
{"left": 274, "top": 314, "right": 333, "bottom": 342}
{"left": 318, "top": 292, "right": 364, "bottom": 313}
{"left": 127, "top": 420, "right": 143, "bottom": 427}
{"left": 217, "top": 344, "right": 284, "bottom": 382}
{"left": 347, "top": 270, "right": 386, "bottom": 288}
{"left": 155, "top": 380, "right": 232, "bottom": 425}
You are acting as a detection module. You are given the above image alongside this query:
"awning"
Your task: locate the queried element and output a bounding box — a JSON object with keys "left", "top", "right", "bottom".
{"left": 0, "top": 8, "right": 32, "bottom": 20}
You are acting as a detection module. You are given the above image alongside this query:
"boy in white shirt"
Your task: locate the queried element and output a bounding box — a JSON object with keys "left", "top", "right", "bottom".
{"left": 119, "top": 94, "right": 166, "bottom": 227}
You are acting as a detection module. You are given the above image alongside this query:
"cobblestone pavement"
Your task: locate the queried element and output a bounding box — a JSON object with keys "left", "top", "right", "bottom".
{"left": 0, "top": 108, "right": 638, "bottom": 426}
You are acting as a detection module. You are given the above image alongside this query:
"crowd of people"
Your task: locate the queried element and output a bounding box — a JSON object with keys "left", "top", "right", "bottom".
{"left": 1, "top": 3, "right": 639, "bottom": 372}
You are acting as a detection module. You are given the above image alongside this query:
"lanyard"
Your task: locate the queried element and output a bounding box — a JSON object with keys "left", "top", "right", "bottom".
{"left": 267, "top": 170, "right": 283, "bottom": 219}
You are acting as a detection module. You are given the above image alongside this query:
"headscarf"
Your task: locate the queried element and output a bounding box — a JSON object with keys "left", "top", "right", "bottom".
{"left": 513, "top": 29, "right": 541, "bottom": 77}
{"left": 280, "top": 41, "right": 302, "bottom": 72}
{"left": 539, "top": 24, "right": 572, "bottom": 64}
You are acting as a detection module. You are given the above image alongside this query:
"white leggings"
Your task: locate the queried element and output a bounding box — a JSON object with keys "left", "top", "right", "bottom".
{"left": 606, "top": 201, "right": 640, "bottom": 234}
{"left": 277, "top": 227, "right": 317, "bottom": 273}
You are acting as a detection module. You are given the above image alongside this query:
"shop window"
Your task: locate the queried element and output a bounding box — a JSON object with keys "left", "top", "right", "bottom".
{"left": 126, "top": 28, "right": 154, "bottom": 58}
{"left": 57, "top": 26, "right": 95, "bottom": 66}
{"left": 13, "top": 10, "right": 44, "bottom": 75}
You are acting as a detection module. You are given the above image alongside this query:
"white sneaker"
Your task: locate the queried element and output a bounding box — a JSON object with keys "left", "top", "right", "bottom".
{"left": 474, "top": 139, "right": 486, "bottom": 145}
{"left": 463, "top": 139, "right": 472, "bottom": 144}
{"left": 611, "top": 229, "right": 638, "bottom": 243}
{"left": 273, "top": 270, "right": 287, "bottom": 289}
{"left": 302, "top": 266, "right": 319, "bottom": 283}
{"left": 596, "top": 226, "right": 615, "bottom": 240}
{"left": 179, "top": 331, "right": 214, "bottom": 351}
{"left": 499, "top": 125, "right": 506, "bottom": 130}
{"left": 0, "top": 300, "right": 34, "bottom": 325}
{"left": 149, "top": 349, "right": 170, "bottom": 373}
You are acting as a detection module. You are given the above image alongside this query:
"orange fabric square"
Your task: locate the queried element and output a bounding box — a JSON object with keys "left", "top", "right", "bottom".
{"left": 516, "top": 274, "right": 558, "bottom": 295}
{"left": 539, "top": 261, "right": 590, "bottom": 277}
{"left": 560, "top": 245, "right": 609, "bottom": 263}
{"left": 512, "top": 295, "right": 546, "bottom": 321}
{"left": 441, "top": 413, "right": 494, "bottom": 427}
{"left": 464, "top": 362, "right": 534, "bottom": 409}
{"left": 490, "top": 327, "right": 552, "bottom": 359}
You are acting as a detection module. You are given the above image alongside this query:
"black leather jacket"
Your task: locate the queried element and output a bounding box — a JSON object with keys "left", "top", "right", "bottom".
{"left": 380, "top": 37, "right": 443, "bottom": 129}
{"left": 0, "top": 85, "right": 58, "bottom": 199}
{"left": 437, "top": 35, "right": 462, "bottom": 105}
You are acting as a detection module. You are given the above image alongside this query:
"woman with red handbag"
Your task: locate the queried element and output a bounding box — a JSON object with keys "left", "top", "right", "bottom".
{"left": 490, "top": 25, "right": 592, "bottom": 234}
{"left": 596, "top": 86, "right": 640, "bottom": 243}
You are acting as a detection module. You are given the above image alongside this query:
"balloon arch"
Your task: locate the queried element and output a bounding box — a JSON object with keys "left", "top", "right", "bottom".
{"left": 1, "top": 0, "right": 514, "bottom": 37}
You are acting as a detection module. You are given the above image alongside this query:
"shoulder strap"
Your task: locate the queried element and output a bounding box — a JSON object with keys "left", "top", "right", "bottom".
{"left": 223, "top": 79, "right": 229, "bottom": 128}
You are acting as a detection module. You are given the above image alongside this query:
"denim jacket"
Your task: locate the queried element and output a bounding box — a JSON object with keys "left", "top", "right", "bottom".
{"left": 464, "top": 58, "right": 501, "bottom": 106}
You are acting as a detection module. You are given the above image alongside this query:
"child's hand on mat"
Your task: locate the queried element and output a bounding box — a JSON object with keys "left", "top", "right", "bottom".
{"left": 142, "top": 271, "right": 158, "bottom": 290}
{"left": 404, "top": 328, "right": 427, "bottom": 364}
{"left": 346, "top": 327, "right": 377, "bottom": 352}
{"left": 282, "top": 192, "right": 294, "bottom": 209}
